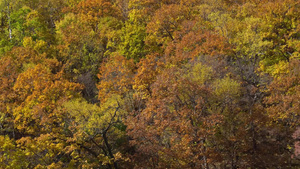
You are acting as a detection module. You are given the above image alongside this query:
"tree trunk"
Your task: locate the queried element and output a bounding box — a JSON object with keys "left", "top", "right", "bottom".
{"left": 7, "top": 2, "right": 12, "bottom": 40}
{"left": 103, "top": 132, "right": 118, "bottom": 169}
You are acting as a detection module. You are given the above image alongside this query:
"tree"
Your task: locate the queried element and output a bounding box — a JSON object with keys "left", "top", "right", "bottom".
{"left": 0, "top": 52, "right": 83, "bottom": 167}
{"left": 264, "top": 58, "right": 300, "bottom": 166}
{"left": 127, "top": 59, "right": 224, "bottom": 168}
{"left": 63, "top": 95, "right": 128, "bottom": 168}
{"left": 258, "top": 0, "right": 300, "bottom": 73}
{"left": 98, "top": 55, "right": 135, "bottom": 103}
{"left": 118, "top": 10, "right": 148, "bottom": 61}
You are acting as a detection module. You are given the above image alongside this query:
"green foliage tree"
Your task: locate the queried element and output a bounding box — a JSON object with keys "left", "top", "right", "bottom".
{"left": 63, "top": 95, "right": 128, "bottom": 168}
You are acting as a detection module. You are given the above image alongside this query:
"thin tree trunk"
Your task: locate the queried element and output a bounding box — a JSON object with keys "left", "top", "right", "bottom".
{"left": 7, "top": 2, "right": 12, "bottom": 40}
{"left": 202, "top": 139, "right": 209, "bottom": 169}
{"left": 103, "top": 132, "right": 118, "bottom": 169}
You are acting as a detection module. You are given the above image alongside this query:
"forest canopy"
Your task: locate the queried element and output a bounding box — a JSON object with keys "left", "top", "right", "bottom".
{"left": 0, "top": 0, "right": 300, "bottom": 168}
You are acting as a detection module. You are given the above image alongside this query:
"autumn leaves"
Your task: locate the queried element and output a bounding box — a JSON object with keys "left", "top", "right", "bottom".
{"left": 0, "top": 0, "right": 300, "bottom": 168}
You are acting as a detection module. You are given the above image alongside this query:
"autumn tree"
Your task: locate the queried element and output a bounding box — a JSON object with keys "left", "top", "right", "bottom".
{"left": 265, "top": 58, "right": 300, "bottom": 166}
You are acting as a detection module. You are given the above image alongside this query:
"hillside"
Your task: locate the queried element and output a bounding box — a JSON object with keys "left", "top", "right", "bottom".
{"left": 0, "top": 0, "right": 300, "bottom": 168}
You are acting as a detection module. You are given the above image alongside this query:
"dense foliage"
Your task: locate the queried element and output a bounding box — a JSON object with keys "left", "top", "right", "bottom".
{"left": 0, "top": 0, "right": 300, "bottom": 168}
